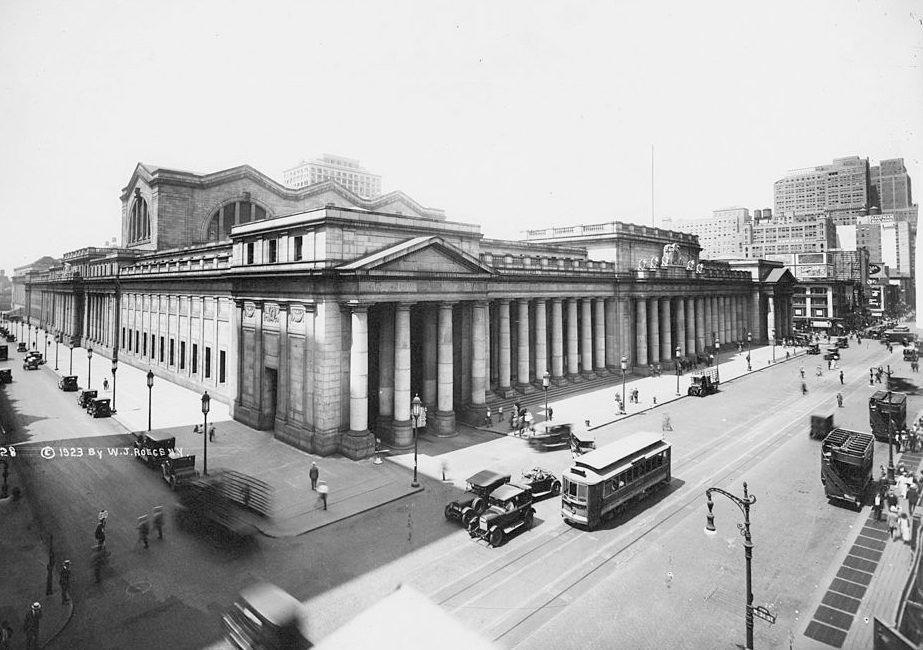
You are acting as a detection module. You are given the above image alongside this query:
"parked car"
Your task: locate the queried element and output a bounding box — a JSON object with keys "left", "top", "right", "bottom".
{"left": 58, "top": 375, "right": 79, "bottom": 391}
{"left": 467, "top": 484, "right": 535, "bottom": 547}
{"left": 0, "top": 368, "right": 12, "bottom": 384}
{"left": 88, "top": 398, "right": 112, "bottom": 418}
{"left": 25, "top": 351, "right": 44, "bottom": 365}
{"left": 133, "top": 431, "right": 176, "bottom": 468}
{"left": 806, "top": 343, "right": 821, "bottom": 355}
{"left": 517, "top": 467, "right": 561, "bottom": 500}
{"left": 444, "top": 470, "right": 511, "bottom": 526}
{"left": 161, "top": 452, "right": 200, "bottom": 490}
{"left": 16, "top": 342, "right": 27, "bottom": 352}
{"left": 22, "top": 358, "right": 40, "bottom": 371}
{"left": 527, "top": 422, "right": 572, "bottom": 451}
{"left": 77, "top": 389, "right": 98, "bottom": 409}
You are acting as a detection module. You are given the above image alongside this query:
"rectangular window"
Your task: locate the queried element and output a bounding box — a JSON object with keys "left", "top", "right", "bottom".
{"left": 135, "top": 331, "right": 140, "bottom": 353}
{"left": 180, "top": 341, "right": 186, "bottom": 370}
{"left": 128, "top": 329, "right": 133, "bottom": 352}
{"left": 169, "top": 338, "right": 175, "bottom": 366}
{"left": 142, "top": 332, "right": 147, "bottom": 357}
{"left": 293, "top": 236, "right": 303, "bottom": 261}
{"left": 121, "top": 327, "right": 126, "bottom": 348}
{"left": 268, "top": 239, "right": 277, "bottom": 263}
{"left": 192, "top": 343, "right": 198, "bottom": 374}
{"left": 159, "top": 336, "right": 165, "bottom": 362}
{"left": 205, "top": 346, "right": 212, "bottom": 379}
{"left": 219, "top": 350, "right": 226, "bottom": 383}
{"left": 246, "top": 242, "right": 255, "bottom": 264}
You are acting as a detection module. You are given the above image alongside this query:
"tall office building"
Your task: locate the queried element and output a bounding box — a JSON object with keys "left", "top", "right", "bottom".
{"left": 663, "top": 207, "right": 751, "bottom": 259}
{"left": 773, "top": 156, "right": 871, "bottom": 226}
{"left": 871, "top": 158, "right": 913, "bottom": 211}
{"left": 283, "top": 154, "right": 382, "bottom": 198}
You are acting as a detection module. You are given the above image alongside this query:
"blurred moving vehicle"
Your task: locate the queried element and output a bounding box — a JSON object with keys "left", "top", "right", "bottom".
{"left": 223, "top": 583, "right": 313, "bottom": 650}
{"left": 527, "top": 422, "right": 572, "bottom": 451}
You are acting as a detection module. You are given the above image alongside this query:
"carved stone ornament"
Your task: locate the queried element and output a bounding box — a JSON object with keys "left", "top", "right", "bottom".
{"left": 290, "top": 305, "right": 305, "bottom": 323}
{"left": 244, "top": 301, "right": 256, "bottom": 319}
{"left": 265, "top": 303, "right": 280, "bottom": 323}
{"left": 686, "top": 260, "right": 695, "bottom": 271}
{"left": 638, "top": 259, "right": 649, "bottom": 271}
{"left": 696, "top": 263, "right": 705, "bottom": 274}
{"left": 650, "top": 255, "right": 660, "bottom": 268}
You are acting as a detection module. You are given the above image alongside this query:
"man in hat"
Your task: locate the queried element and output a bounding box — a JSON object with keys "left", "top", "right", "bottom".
{"left": 59, "top": 560, "right": 71, "bottom": 604}
{"left": 309, "top": 462, "right": 319, "bottom": 491}
{"left": 152, "top": 506, "right": 164, "bottom": 540}
{"left": 22, "top": 603, "right": 41, "bottom": 650}
{"left": 137, "top": 514, "right": 150, "bottom": 549}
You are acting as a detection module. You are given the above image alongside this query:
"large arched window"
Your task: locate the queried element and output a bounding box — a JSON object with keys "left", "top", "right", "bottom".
{"left": 128, "top": 195, "right": 151, "bottom": 244}
{"left": 206, "top": 200, "right": 268, "bottom": 242}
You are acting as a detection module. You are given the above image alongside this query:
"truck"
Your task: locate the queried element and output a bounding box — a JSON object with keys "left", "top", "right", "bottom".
{"left": 687, "top": 367, "right": 719, "bottom": 397}
{"left": 868, "top": 391, "right": 907, "bottom": 442}
{"left": 0, "top": 345, "right": 7, "bottom": 361}
{"left": 820, "top": 428, "right": 874, "bottom": 510}
{"left": 161, "top": 451, "right": 200, "bottom": 490}
{"left": 175, "top": 469, "right": 273, "bottom": 539}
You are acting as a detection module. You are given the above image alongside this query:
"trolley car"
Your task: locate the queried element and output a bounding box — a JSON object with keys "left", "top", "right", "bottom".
{"left": 561, "top": 431, "right": 671, "bottom": 530}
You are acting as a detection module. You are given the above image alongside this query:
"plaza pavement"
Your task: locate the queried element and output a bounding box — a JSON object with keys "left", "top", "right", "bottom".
{"left": 4, "top": 323, "right": 915, "bottom": 648}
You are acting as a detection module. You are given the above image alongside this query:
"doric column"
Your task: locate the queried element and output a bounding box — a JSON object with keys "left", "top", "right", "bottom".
{"left": 695, "top": 297, "right": 705, "bottom": 353}
{"left": 660, "top": 297, "right": 672, "bottom": 361}
{"left": 471, "top": 301, "right": 487, "bottom": 411}
{"left": 485, "top": 302, "right": 492, "bottom": 389}
{"left": 581, "top": 298, "right": 593, "bottom": 376}
{"left": 605, "top": 298, "right": 618, "bottom": 369}
{"left": 497, "top": 299, "right": 512, "bottom": 394}
{"left": 767, "top": 295, "right": 777, "bottom": 340}
{"left": 534, "top": 299, "right": 548, "bottom": 382}
{"left": 348, "top": 305, "right": 369, "bottom": 435}
{"left": 516, "top": 298, "right": 531, "bottom": 389}
{"left": 751, "top": 290, "right": 762, "bottom": 342}
{"left": 377, "top": 306, "right": 395, "bottom": 431}
{"left": 594, "top": 298, "right": 607, "bottom": 373}
{"left": 649, "top": 298, "right": 661, "bottom": 364}
{"left": 566, "top": 298, "right": 579, "bottom": 377}
{"left": 636, "top": 298, "right": 648, "bottom": 366}
{"left": 710, "top": 296, "right": 719, "bottom": 343}
{"left": 391, "top": 303, "right": 413, "bottom": 448}
{"left": 550, "top": 298, "right": 564, "bottom": 380}
{"left": 434, "top": 302, "right": 456, "bottom": 436}
{"left": 618, "top": 297, "right": 631, "bottom": 366}
{"left": 676, "top": 297, "right": 686, "bottom": 356}
{"left": 422, "top": 304, "right": 437, "bottom": 411}
{"left": 684, "top": 297, "right": 695, "bottom": 356}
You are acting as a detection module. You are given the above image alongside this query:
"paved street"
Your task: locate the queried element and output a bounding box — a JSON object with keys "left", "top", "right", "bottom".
{"left": 1, "top": 327, "right": 919, "bottom": 649}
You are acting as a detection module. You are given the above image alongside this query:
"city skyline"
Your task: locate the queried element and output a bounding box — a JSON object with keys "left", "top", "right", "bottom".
{"left": 1, "top": 0, "right": 920, "bottom": 272}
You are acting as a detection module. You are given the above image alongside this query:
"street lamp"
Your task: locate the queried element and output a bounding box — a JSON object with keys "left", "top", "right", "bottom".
{"left": 201, "top": 391, "right": 211, "bottom": 476}
{"left": 86, "top": 347, "right": 93, "bottom": 390}
{"left": 714, "top": 337, "right": 721, "bottom": 383}
{"left": 886, "top": 367, "right": 895, "bottom": 483}
{"left": 411, "top": 394, "right": 423, "bottom": 488}
{"left": 43, "top": 330, "right": 48, "bottom": 355}
{"left": 675, "top": 346, "right": 682, "bottom": 396}
{"left": 54, "top": 332, "right": 59, "bottom": 371}
{"left": 146, "top": 370, "right": 154, "bottom": 431}
{"left": 770, "top": 328, "right": 776, "bottom": 363}
{"left": 542, "top": 371, "right": 551, "bottom": 421}
{"left": 620, "top": 356, "right": 628, "bottom": 412}
{"left": 705, "top": 482, "right": 758, "bottom": 650}
{"left": 110, "top": 356, "right": 118, "bottom": 414}
{"left": 747, "top": 332, "right": 752, "bottom": 372}
{"left": 68, "top": 341, "right": 74, "bottom": 375}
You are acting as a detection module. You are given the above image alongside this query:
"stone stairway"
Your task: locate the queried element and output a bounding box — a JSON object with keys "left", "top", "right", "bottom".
{"left": 482, "top": 371, "right": 635, "bottom": 420}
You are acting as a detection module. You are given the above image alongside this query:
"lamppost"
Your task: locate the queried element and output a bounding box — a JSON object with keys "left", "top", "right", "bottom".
{"left": 620, "top": 356, "right": 628, "bottom": 412}
{"left": 86, "top": 347, "right": 93, "bottom": 390}
{"left": 705, "top": 482, "right": 758, "bottom": 650}
{"left": 770, "top": 328, "right": 776, "bottom": 363}
{"left": 675, "top": 346, "right": 682, "bottom": 396}
{"left": 54, "top": 332, "right": 60, "bottom": 371}
{"left": 43, "top": 329, "right": 48, "bottom": 355}
{"left": 542, "top": 371, "right": 551, "bottom": 420}
{"left": 146, "top": 370, "right": 154, "bottom": 431}
{"left": 886, "top": 366, "right": 895, "bottom": 483}
{"left": 714, "top": 337, "right": 721, "bottom": 383}
{"left": 110, "top": 356, "right": 118, "bottom": 414}
{"left": 411, "top": 394, "right": 422, "bottom": 488}
{"left": 68, "top": 341, "right": 74, "bottom": 375}
{"left": 28, "top": 323, "right": 32, "bottom": 349}
{"left": 0, "top": 458, "right": 9, "bottom": 499}
{"left": 747, "top": 332, "right": 752, "bottom": 372}
{"left": 201, "top": 391, "right": 210, "bottom": 476}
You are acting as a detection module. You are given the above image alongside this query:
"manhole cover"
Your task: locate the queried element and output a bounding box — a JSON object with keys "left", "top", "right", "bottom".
{"left": 126, "top": 580, "right": 152, "bottom": 596}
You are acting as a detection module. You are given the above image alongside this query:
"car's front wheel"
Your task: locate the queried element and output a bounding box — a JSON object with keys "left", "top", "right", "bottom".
{"left": 489, "top": 526, "right": 503, "bottom": 547}
{"left": 472, "top": 497, "right": 486, "bottom": 514}
{"left": 551, "top": 481, "right": 561, "bottom": 496}
{"left": 461, "top": 508, "right": 477, "bottom": 527}
{"left": 444, "top": 504, "right": 454, "bottom": 520}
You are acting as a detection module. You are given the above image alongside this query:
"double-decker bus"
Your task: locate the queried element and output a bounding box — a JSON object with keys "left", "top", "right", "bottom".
{"left": 561, "top": 430, "right": 671, "bottom": 530}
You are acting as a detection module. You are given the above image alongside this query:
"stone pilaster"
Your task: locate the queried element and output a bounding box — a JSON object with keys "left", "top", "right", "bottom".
{"left": 392, "top": 303, "right": 413, "bottom": 449}
{"left": 550, "top": 298, "right": 565, "bottom": 383}
{"left": 434, "top": 302, "right": 456, "bottom": 436}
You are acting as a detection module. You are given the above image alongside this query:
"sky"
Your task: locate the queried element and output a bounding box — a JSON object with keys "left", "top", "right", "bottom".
{"left": 0, "top": 0, "right": 921, "bottom": 272}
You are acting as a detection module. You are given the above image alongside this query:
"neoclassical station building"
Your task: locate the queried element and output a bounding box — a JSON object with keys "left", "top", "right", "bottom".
{"left": 13, "top": 163, "right": 795, "bottom": 459}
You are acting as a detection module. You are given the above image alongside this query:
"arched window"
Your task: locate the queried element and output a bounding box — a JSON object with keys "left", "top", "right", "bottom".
{"left": 128, "top": 196, "right": 151, "bottom": 244}
{"left": 206, "top": 200, "right": 268, "bottom": 242}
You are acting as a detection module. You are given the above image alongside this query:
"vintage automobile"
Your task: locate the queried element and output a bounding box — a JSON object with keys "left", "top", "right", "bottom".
{"left": 806, "top": 343, "right": 821, "bottom": 355}
{"left": 88, "top": 398, "right": 112, "bottom": 418}
{"left": 903, "top": 348, "right": 919, "bottom": 362}
{"left": 823, "top": 347, "right": 840, "bottom": 361}
{"left": 467, "top": 484, "right": 535, "bottom": 547}
{"left": 517, "top": 467, "right": 561, "bottom": 500}
{"left": 133, "top": 431, "right": 177, "bottom": 468}
{"left": 16, "top": 342, "right": 27, "bottom": 353}
{"left": 0, "top": 344, "right": 7, "bottom": 361}
{"left": 0, "top": 368, "right": 12, "bottom": 384}
{"left": 25, "top": 351, "right": 44, "bottom": 365}
{"left": 22, "top": 358, "right": 40, "bottom": 371}
{"left": 223, "top": 583, "right": 313, "bottom": 650}
{"left": 527, "top": 422, "right": 573, "bottom": 451}
{"left": 444, "top": 470, "right": 511, "bottom": 526}
{"left": 161, "top": 451, "right": 200, "bottom": 490}
{"left": 77, "top": 389, "right": 98, "bottom": 409}
{"left": 5, "top": 334, "right": 15, "bottom": 343}
{"left": 836, "top": 336, "right": 849, "bottom": 349}
{"left": 58, "top": 375, "right": 79, "bottom": 391}
{"left": 570, "top": 429, "right": 597, "bottom": 456}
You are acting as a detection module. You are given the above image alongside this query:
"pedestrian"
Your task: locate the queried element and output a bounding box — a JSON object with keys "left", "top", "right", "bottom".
{"left": 441, "top": 459, "right": 448, "bottom": 481}
{"left": 309, "top": 462, "right": 319, "bottom": 490}
{"left": 152, "top": 505, "right": 164, "bottom": 540}
{"left": 887, "top": 489, "right": 899, "bottom": 511}
{"left": 801, "top": 382, "right": 808, "bottom": 396}
{"left": 22, "top": 603, "right": 40, "bottom": 650}
{"left": 839, "top": 370, "right": 844, "bottom": 385}
{"left": 137, "top": 514, "right": 149, "bottom": 549}
{"left": 873, "top": 489, "right": 883, "bottom": 521}
{"left": 0, "top": 620, "right": 12, "bottom": 650}
{"left": 800, "top": 365, "right": 805, "bottom": 379}
{"left": 208, "top": 424, "right": 216, "bottom": 442}
{"left": 887, "top": 505, "right": 899, "bottom": 540}
{"left": 908, "top": 480, "right": 919, "bottom": 517}
{"left": 498, "top": 406, "right": 504, "bottom": 425}
{"left": 547, "top": 407, "right": 554, "bottom": 421}
{"left": 524, "top": 409, "right": 534, "bottom": 433}
{"left": 94, "top": 521, "right": 106, "bottom": 549}
{"left": 59, "top": 560, "right": 71, "bottom": 604}
{"left": 317, "top": 481, "right": 328, "bottom": 510}
{"left": 98, "top": 509, "right": 108, "bottom": 526}
{"left": 900, "top": 512, "right": 912, "bottom": 544}
{"left": 836, "top": 393, "right": 843, "bottom": 407}
{"left": 484, "top": 406, "right": 491, "bottom": 426}
{"left": 102, "top": 378, "right": 109, "bottom": 391}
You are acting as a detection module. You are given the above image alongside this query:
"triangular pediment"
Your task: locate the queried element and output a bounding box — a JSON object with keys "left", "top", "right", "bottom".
{"left": 338, "top": 236, "right": 494, "bottom": 276}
